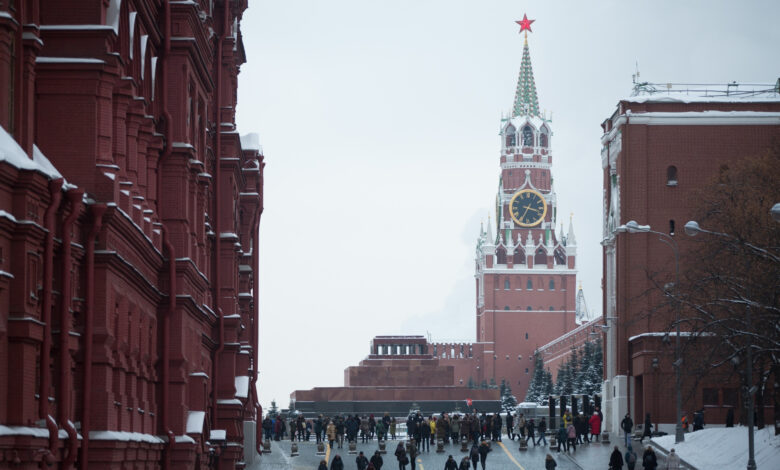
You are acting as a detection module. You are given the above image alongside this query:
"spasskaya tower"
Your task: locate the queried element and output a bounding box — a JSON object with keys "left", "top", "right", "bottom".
{"left": 472, "top": 15, "right": 578, "bottom": 397}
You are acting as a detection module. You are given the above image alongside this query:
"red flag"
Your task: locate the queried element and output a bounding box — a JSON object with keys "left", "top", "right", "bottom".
{"left": 466, "top": 399, "right": 473, "bottom": 406}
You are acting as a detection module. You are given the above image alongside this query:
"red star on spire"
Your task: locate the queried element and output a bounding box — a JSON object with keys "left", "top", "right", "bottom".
{"left": 516, "top": 14, "right": 535, "bottom": 34}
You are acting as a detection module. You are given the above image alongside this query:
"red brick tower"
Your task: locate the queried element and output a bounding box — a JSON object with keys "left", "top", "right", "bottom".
{"left": 473, "top": 17, "right": 577, "bottom": 398}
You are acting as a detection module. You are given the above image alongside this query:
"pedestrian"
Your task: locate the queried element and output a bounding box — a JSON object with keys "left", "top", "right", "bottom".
{"left": 390, "top": 418, "right": 397, "bottom": 440}
{"left": 370, "top": 450, "right": 384, "bottom": 470}
{"left": 395, "top": 442, "right": 408, "bottom": 470}
{"left": 408, "top": 439, "right": 418, "bottom": 470}
{"left": 624, "top": 444, "right": 637, "bottom": 470}
{"left": 376, "top": 420, "right": 386, "bottom": 442}
{"left": 469, "top": 444, "right": 479, "bottom": 470}
{"left": 459, "top": 456, "right": 471, "bottom": 470}
{"left": 589, "top": 412, "right": 602, "bottom": 442}
{"left": 517, "top": 414, "right": 526, "bottom": 441}
{"left": 693, "top": 410, "right": 704, "bottom": 431}
{"left": 536, "top": 417, "right": 547, "bottom": 446}
{"left": 330, "top": 454, "right": 344, "bottom": 470}
{"left": 556, "top": 425, "right": 567, "bottom": 452}
{"left": 369, "top": 415, "right": 377, "bottom": 441}
{"left": 318, "top": 460, "right": 329, "bottom": 470}
{"left": 680, "top": 414, "right": 688, "bottom": 433}
{"left": 356, "top": 451, "right": 369, "bottom": 470}
{"left": 640, "top": 414, "right": 653, "bottom": 443}
{"left": 526, "top": 419, "right": 536, "bottom": 446}
{"left": 726, "top": 408, "right": 734, "bottom": 428}
{"left": 621, "top": 413, "right": 634, "bottom": 447}
{"left": 326, "top": 421, "right": 337, "bottom": 449}
{"left": 506, "top": 413, "right": 514, "bottom": 441}
{"left": 477, "top": 440, "right": 491, "bottom": 470}
{"left": 444, "top": 455, "right": 458, "bottom": 470}
{"left": 641, "top": 446, "right": 658, "bottom": 470}
{"left": 609, "top": 445, "right": 624, "bottom": 470}
{"left": 545, "top": 453, "right": 557, "bottom": 470}
{"left": 665, "top": 449, "right": 681, "bottom": 470}
{"left": 566, "top": 422, "right": 576, "bottom": 452}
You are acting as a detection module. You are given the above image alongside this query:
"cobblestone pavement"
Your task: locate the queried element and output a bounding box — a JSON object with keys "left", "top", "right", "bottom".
{"left": 247, "top": 436, "right": 667, "bottom": 470}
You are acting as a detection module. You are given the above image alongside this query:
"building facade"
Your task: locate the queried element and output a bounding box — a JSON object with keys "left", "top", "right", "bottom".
{"left": 599, "top": 84, "right": 780, "bottom": 434}
{"left": 0, "top": 1, "right": 263, "bottom": 469}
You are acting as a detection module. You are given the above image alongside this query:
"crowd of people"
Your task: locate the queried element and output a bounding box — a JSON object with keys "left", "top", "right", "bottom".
{"left": 262, "top": 408, "right": 687, "bottom": 469}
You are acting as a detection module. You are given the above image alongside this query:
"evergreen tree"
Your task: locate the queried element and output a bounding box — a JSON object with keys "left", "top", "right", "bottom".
{"left": 480, "top": 379, "right": 489, "bottom": 389}
{"left": 500, "top": 379, "right": 518, "bottom": 412}
{"left": 526, "top": 353, "right": 547, "bottom": 404}
{"left": 467, "top": 377, "right": 477, "bottom": 389}
{"left": 489, "top": 377, "right": 498, "bottom": 389}
{"left": 543, "top": 368, "right": 554, "bottom": 397}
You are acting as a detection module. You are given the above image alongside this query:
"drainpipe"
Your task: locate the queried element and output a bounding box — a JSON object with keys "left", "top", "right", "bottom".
{"left": 210, "top": 0, "right": 228, "bottom": 428}
{"left": 62, "top": 420, "right": 78, "bottom": 468}
{"left": 161, "top": 226, "right": 176, "bottom": 470}
{"left": 58, "top": 188, "right": 83, "bottom": 470}
{"left": 250, "top": 214, "right": 262, "bottom": 453}
{"left": 40, "top": 179, "right": 62, "bottom": 423}
{"left": 79, "top": 204, "right": 106, "bottom": 470}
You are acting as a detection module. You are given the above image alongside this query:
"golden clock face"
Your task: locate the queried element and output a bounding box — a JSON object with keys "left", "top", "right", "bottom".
{"left": 509, "top": 189, "right": 548, "bottom": 227}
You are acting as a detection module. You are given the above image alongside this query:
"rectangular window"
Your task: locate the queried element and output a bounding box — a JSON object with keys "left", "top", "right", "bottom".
{"left": 702, "top": 388, "right": 719, "bottom": 406}
{"left": 722, "top": 388, "right": 738, "bottom": 407}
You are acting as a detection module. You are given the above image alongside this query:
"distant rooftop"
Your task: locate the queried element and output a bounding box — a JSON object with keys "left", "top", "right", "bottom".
{"left": 626, "top": 78, "right": 780, "bottom": 102}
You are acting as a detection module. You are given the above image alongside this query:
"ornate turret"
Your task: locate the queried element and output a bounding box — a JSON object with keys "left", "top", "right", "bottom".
{"left": 512, "top": 14, "right": 540, "bottom": 118}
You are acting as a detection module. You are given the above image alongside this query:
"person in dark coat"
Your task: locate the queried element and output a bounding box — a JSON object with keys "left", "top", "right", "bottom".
{"left": 330, "top": 455, "right": 344, "bottom": 470}
{"left": 536, "top": 418, "right": 547, "bottom": 446}
{"left": 469, "top": 445, "right": 479, "bottom": 470}
{"left": 477, "top": 440, "right": 491, "bottom": 470}
{"left": 640, "top": 414, "right": 653, "bottom": 443}
{"left": 318, "top": 460, "right": 329, "bottom": 470}
{"left": 420, "top": 418, "right": 431, "bottom": 452}
{"left": 641, "top": 446, "right": 658, "bottom": 470}
{"left": 370, "top": 450, "right": 384, "bottom": 470}
{"left": 395, "top": 442, "right": 408, "bottom": 470}
{"left": 693, "top": 410, "right": 704, "bottom": 431}
{"left": 458, "top": 456, "right": 471, "bottom": 470}
{"left": 545, "top": 453, "right": 557, "bottom": 470}
{"left": 556, "top": 425, "right": 567, "bottom": 452}
{"left": 624, "top": 444, "right": 637, "bottom": 470}
{"left": 621, "top": 414, "right": 633, "bottom": 447}
{"left": 526, "top": 419, "right": 536, "bottom": 445}
{"left": 726, "top": 408, "right": 734, "bottom": 427}
{"left": 609, "top": 445, "right": 624, "bottom": 470}
{"left": 444, "top": 455, "right": 459, "bottom": 470}
{"left": 356, "top": 451, "right": 369, "bottom": 470}
{"left": 506, "top": 413, "right": 514, "bottom": 441}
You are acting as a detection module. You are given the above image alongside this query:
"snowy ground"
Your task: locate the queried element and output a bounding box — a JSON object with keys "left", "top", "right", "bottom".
{"left": 652, "top": 426, "right": 780, "bottom": 469}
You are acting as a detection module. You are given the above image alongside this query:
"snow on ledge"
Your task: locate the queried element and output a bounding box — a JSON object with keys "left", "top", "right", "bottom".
{"left": 0, "top": 425, "right": 74, "bottom": 439}
{"left": 186, "top": 411, "right": 206, "bottom": 434}
{"left": 210, "top": 430, "right": 227, "bottom": 441}
{"left": 235, "top": 376, "right": 249, "bottom": 398}
{"left": 89, "top": 430, "right": 165, "bottom": 444}
{"left": 240, "top": 133, "right": 262, "bottom": 152}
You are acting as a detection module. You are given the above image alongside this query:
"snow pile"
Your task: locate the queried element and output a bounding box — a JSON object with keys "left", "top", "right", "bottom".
{"left": 240, "top": 133, "right": 262, "bottom": 152}
{"left": 652, "top": 426, "right": 780, "bottom": 469}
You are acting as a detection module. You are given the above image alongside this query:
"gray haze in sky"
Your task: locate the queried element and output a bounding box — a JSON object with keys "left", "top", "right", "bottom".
{"left": 234, "top": 0, "right": 780, "bottom": 410}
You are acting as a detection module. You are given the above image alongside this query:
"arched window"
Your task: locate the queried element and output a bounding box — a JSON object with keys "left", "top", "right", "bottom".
{"left": 554, "top": 246, "right": 566, "bottom": 265}
{"left": 526, "top": 279, "right": 533, "bottom": 290}
{"left": 667, "top": 166, "right": 678, "bottom": 186}
{"left": 505, "top": 126, "right": 516, "bottom": 147}
{"left": 504, "top": 279, "right": 511, "bottom": 290}
{"left": 513, "top": 247, "right": 525, "bottom": 265}
{"left": 526, "top": 306, "right": 532, "bottom": 311}
{"left": 540, "top": 131, "right": 548, "bottom": 148}
{"left": 534, "top": 247, "right": 547, "bottom": 265}
{"left": 496, "top": 247, "right": 507, "bottom": 264}
{"left": 549, "top": 306, "right": 555, "bottom": 311}
{"left": 549, "top": 279, "right": 555, "bottom": 290}
{"left": 504, "top": 306, "right": 510, "bottom": 311}
{"left": 522, "top": 126, "right": 534, "bottom": 146}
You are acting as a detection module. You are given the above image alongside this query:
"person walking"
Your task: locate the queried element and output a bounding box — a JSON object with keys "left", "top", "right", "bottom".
{"left": 693, "top": 410, "right": 704, "bottom": 431}
{"left": 517, "top": 414, "right": 526, "bottom": 441}
{"left": 356, "top": 451, "right": 369, "bottom": 470}
{"left": 477, "top": 440, "right": 491, "bottom": 470}
{"left": 390, "top": 418, "right": 397, "bottom": 440}
{"left": 419, "top": 418, "right": 430, "bottom": 451}
{"left": 566, "top": 422, "right": 576, "bottom": 452}
{"left": 469, "top": 445, "right": 479, "bottom": 470}
{"left": 640, "top": 414, "right": 653, "bottom": 443}
{"left": 395, "top": 442, "right": 408, "bottom": 470}
{"left": 330, "top": 454, "right": 344, "bottom": 470}
{"left": 665, "top": 449, "right": 681, "bottom": 470}
{"left": 589, "top": 412, "right": 602, "bottom": 442}
{"left": 609, "top": 445, "right": 624, "bottom": 470}
{"left": 641, "top": 446, "right": 658, "bottom": 470}
{"left": 318, "top": 460, "right": 329, "bottom": 470}
{"left": 444, "top": 455, "right": 459, "bottom": 470}
{"left": 545, "top": 453, "right": 557, "bottom": 470}
{"left": 408, "top": 439, "right": 419, "bottom": 470}
{"left": 376, "top": 419, "right": 386, "bottom": 442}
{"left": 536, "top": 417, "right": 547, "bottom": 446}
{"left": 624, "top": 444, "right": 638, "bottom": 470}
{"left": 526, "top": 419, "right": 536, "bottom": 446}
{"left": 556, "top": 425, "right": 567, "bottom": 452}
{"left": 370, "top": 450, "right": 384, "bottom": 470}
{"left": 458, "top": 456, "right": 471, "bottom": 470}
{"left": 621, "top": 413, "right": 634, "bottom": 447}
{"left": 326, "top": 420, "right": 338, "bottom": 449}
{"left": 506, "top": 413, "right": 514, "bottom": 441}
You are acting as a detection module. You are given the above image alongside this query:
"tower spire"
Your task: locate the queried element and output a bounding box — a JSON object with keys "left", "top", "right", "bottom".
{"left": 512, "top": 15, "right": 540, "bottom": 118}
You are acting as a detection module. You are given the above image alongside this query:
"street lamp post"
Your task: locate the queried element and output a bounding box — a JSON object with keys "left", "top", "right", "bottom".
{"left": 684, "top": 220, "right": 758, "bottom": 470}
{"left": 616, "top": 220, "right": 685, "bottom": 444}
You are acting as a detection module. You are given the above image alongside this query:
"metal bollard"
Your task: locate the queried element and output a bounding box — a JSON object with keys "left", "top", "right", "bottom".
{"left": 601, "top": 432, "right": 610, "bottom": 444}
{"left": 262, "top": 439, "right": 271, "bottom": 454}
{"left": 378, "top": 440, "right": 387, "bottom": 454}
{"left": 460, "top": 436, "right": 468, "bottom": 452}
{"left": 348, "top": 440, "right": 357, "bottom": 454}
{"left": 436, "top": 438, "right": 445, "bottom": 453}
{"left": 549, "top": 435, "right": 557, "bottom": 449}
{"left": 291, "top": 442, "right": 299, "bottom": 457}
{"left": 518, "top": 437, "right": 527, "bottom": 451}
{"left": 316, "top": 441, "right": 325, "bottom": 455}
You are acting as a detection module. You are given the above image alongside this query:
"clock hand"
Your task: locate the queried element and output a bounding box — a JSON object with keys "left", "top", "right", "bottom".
{"left": 524, "top": 205, "right": 541, "bottom": 214}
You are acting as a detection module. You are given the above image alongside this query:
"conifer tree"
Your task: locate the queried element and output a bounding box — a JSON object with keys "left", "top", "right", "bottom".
{"left": 500, "top": 379, "right": 518, "bottom": 412}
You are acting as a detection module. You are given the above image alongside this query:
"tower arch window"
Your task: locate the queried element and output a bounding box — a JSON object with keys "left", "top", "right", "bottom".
{"left": 522, "top": 126, "right": 534, "bottom": 146}
{"left": 504, "top": 306, "right": 510, "bottom": 311}
{"left": 534, "top": 247, "right": 547, "bottom": 265}
{"left": 505, "top": 125, "right": 516, "bottom": 147}
{"left": 513, "top": 247, "right": 525, "bottom": 265}
{"left": 549, "top": 306, "right": 555, "bottom": 311}
{"left": 526, "top": 306, "right": 532, "bottom": 311}
{"left": 667, "top": 166, "right": 678, "bottom": 186}
{"left": 549, "top": 279, "right": 555, "bottom": 290}
{"left": 496, "top": 247, "right": 507, "bottom": 264}
{"left": 526, "top": 279, "right": 533, "bottom": 290}
{"left": 504, "top": 279, "right": 510, "bottom": 290}
{"left": 540, "top": 131, "right": 548, "bottom": 148}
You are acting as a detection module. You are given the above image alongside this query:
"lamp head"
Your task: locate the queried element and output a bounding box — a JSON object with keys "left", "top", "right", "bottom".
{"left": 771, "top": 203, "right": 780, "bottom": 222}
{"left": 684, "top": 221, "right": 701, "bottom": 236}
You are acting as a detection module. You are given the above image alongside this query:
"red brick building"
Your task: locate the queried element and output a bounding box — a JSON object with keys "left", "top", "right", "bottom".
{"left": 0, "top": 1, "right": 263, "bottom": 469}
{"left": 599, "top": 83, "right": 780, "bottom": 434}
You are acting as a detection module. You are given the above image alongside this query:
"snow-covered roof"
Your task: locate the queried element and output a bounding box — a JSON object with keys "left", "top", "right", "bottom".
{"left": 89, "top": 430, "right": 164, "bottom": 444}
{"left": 210, "top": 429, "right": 227, "bottom": 441}
{"left": 240, "top": 132, "right": 262, "bottom": 152}
{"left": 503, "top": 115, "right": 550, "bottom": 132}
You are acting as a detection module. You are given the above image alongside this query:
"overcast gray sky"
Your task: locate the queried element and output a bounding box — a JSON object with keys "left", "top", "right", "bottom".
{"left": 235, "top": 0, "right": 780, "bottom": 410}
